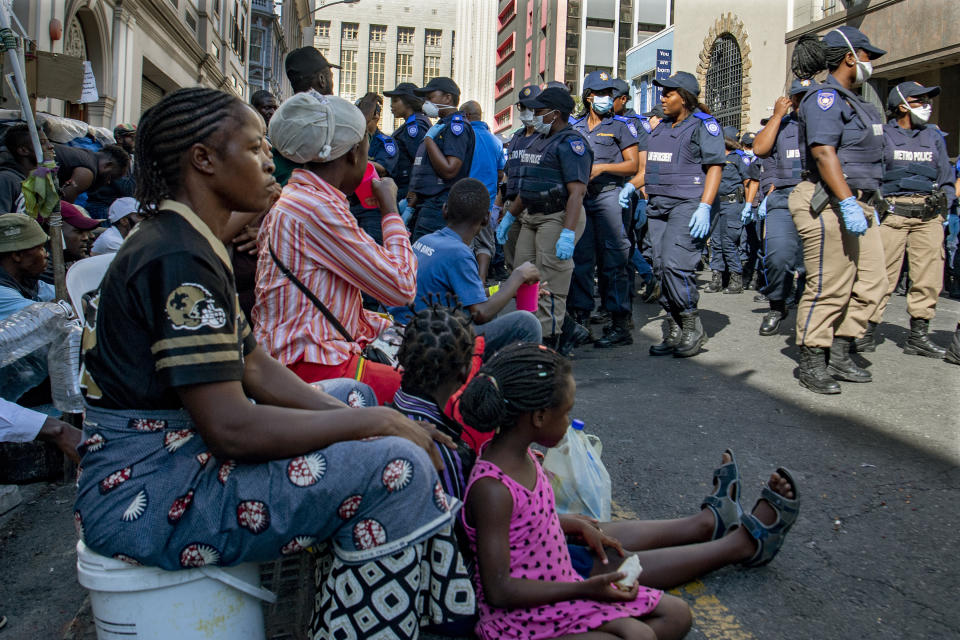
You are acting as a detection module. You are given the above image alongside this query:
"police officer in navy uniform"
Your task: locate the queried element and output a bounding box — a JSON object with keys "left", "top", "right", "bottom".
{"left": 861, "top": 81, "right": 957, "bottom": 358}
{"left": 788, "top": 27, "right": 888, "bottom": 394}
{"left": 704, "top": 126, "right": 752, "bottom": 295}
{"left": 568, "top": 70, "right": 640, "bottom": 348}
{"left": 734, "top": 132, "right": 763, "bottom": 290}
{"left": 644, "top": 71, "right": 726, "bottom": 357}
{"left": 384, "top": 82, "right": 430, "bottom": 209}
{"left": 409, "top": 77, "right": 476, "bottom": 240}
{"left": 506, "top": 87, "right": 592, "bottom": 354}
{"left": 752, "top": 79, "right": 814, "bottom": 336}
{"left": 496, "top": 85, "right": 545, "bottom": 268}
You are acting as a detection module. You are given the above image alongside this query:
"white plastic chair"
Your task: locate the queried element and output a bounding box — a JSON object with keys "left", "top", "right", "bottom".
{"left": 65, "top": 253, "right": 115, "bottom": 320}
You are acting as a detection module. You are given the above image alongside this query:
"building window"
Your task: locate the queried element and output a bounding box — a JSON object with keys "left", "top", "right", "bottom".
{"left": 368, "top": 50, "right": 386, "bottom": 94}
{"left": 496, "top": 33, "right": 516, "bottom": 64}
{"left": 340, "top": 49, "right": 358, "bottom": 102}
{"left": 315, "top": 20, "right": 330, "bottom": 38}
{"left": 425, "top": 29, "right": 442, "bottom": 47}
{"left": 398, "top": 26, "right": 415, "bottom": 46}
{"left": 424, "top": 55, "right": 440, "bottom": 82}
{"left": 396, "top": 53, "right": 414, "bottom": 84}
{"left": 495, "top": 69, "right": 514, "bottom": 99}
{"left": 494, "top": 106, "right": 513, "bottom": 133}
{"left": 316, "top": 47, "right": 329, "bottom": 60}
{"left": 585, "top": 18, "right": 615, "bottom": 29}
{"left": 705, "top": 34, "right": 743, "bottom": 130}
{"left": 185, "top": 11, "right": 198, "bottom": 33}
{"left": 498, "top": 1, "right": 517, "bottom": 30}
{"left": 637, "top": 22, "right": 665, "bottom": 34}
{"left": 250, "top": 28, "right": 263, "bottom": 64}
{"left": 230, "top": 1, "right": 247, "bottom": 63}
{"left": 370, "top": 24, "right": 387, "bottom": 43}
{"left": 526, "top": 3, "right": 533, "bottom": 38}
{"left": 342, "top": 22, "right": 359, "bottom": 42}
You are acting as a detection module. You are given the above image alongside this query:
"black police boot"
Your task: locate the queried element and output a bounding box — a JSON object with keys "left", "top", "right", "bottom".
{"left": 744, "top": 271, "right": 759, "bottom": 291}
{"left": 798, "top": 346, "right": 841, "bottom": 394}
{"left": 594, "top": 312, "right": 633, "bottom": 348}
{"left": 704, "top": 271, "right": 724, "bottom": 293}
{"left": 894, "top": 272, "right": 909, "bottom": 295}
{"left": 556, "top": 314, "right": 591, "bottom": 357}
{"left": 759, "top": 301, "right": 787, "bottom": 336}
{"left": 649, "top": 316, "right": 680, "bottom": 356}
{"left": 854, "top": 321, "right": 878, "bottom": 353}
{"left": 590, "top": 309, "right": 611, "bottom": 325}
{"left": 903, "top": 317, "right": 946, "bottom": 359}
{"left": 827, "top": 337, "right": 872, "bottom": 382}
{"left": 944, "top": 324, "right": 960, "bottom": 365}
{"left": 949, "top": 275, "right": 960, "bottom": 300}
{"left": 723, "top": 272, "right": 744, "bottom": 294}
{"left": 571, "top": 310, "right": 595, "bottom": 343}
{"left": 673, "top": 310, "right": 708, "bottom": 358}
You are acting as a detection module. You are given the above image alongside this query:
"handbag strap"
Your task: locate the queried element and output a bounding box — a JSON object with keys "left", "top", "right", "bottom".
{"left": 267, "top": 239, "right": 355, "bottom": 344}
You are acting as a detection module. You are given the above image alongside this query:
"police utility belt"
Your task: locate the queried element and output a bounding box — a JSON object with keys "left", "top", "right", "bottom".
{"left": 586, "top": 179, "right": 623, "bottom": 198}
{"left": 807, "top": 180, "right": 889, "bottom": 218}
{"left": 886, "top": 191, "right": 948, "bottom": 220}
{"left": 716, "top": 186, "right": 745, "bottom": 204}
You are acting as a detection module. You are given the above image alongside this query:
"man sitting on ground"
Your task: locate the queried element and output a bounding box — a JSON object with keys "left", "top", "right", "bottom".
{"left": 0, "top": 214, "right": 54, "bottom": 321}
{"left": 91, "top": 197, "right": 141, "bottom": 256}
{"left": 393, "top": 178, "right": 542, "bottom": 355}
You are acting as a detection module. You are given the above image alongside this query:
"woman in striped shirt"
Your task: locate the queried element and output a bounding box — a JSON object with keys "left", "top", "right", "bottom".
{"left": 254, "top": 92, "right": 417, "bottom": 404}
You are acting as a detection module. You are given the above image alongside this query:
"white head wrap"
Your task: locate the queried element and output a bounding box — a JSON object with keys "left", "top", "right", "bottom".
{"left": 268, "top": 90, "right": 366, "bottom": 164}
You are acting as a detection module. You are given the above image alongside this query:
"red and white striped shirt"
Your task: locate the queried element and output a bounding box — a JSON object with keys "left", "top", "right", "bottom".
{"left": 253, "top": 169, "right": 417, "bottom": 366}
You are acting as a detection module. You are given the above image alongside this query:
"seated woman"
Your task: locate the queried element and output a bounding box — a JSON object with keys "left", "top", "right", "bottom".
{"left": 75, "top": 87, "right": 471, "bottom": 639}
{"left": 253, "top": 91, "right": 417, "bottom": 404}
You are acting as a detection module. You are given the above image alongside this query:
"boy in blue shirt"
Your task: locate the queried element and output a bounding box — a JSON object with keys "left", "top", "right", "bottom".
{"left": 393, "top": 179, "right": 542, "bottom": 357}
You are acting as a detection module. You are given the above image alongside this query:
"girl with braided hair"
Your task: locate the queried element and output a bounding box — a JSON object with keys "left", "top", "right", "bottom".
{"left": 460, "top": 343, "right": 801, "bottom": 640}
{"left": 76, "top": 87, "right": 473, "bottom": 639}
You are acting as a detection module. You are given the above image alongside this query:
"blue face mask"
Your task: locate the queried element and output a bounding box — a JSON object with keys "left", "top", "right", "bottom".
{"left": 592, "top": 95, "right": 613, "bottom": 115}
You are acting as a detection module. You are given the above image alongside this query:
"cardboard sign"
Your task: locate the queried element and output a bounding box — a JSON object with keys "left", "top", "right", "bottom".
{"left": 79, "top": 61, "right": 98, "bottom": 103}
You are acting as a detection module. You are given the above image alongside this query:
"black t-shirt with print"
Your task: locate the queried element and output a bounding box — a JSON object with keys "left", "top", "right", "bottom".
{"left": 81, "top": 201, "right": 257, "bottom": 410}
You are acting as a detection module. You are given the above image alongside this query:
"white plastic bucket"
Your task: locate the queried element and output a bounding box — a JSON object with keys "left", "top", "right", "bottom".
{"left": 76, "top": 541, "right": 276, "bottom": 640}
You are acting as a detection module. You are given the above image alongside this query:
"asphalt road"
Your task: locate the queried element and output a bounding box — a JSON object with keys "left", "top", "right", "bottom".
{"left": 0, "top": 283, "right": 957, "bottom": 640}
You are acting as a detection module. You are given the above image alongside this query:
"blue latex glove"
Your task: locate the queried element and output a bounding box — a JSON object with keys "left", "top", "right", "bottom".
{"left": 633, "top": 198, "right": 648, "bottom": 230}
{"left": 946, "top": 212, "right": 960, "bottom": 237}
{"left": 496, "top": 212, "right": 515, "bottom": 244}
{"left": 740, "top": 203, "right": 753, "bottom": 223}
{"left": 757, "top": 196, "right": 768, "bottom": 220}
{"left": 399, "top": 199, "right": 413, "bottom": 225}
{"left": 839, "top": 196, "right": 867, "bottom": 235}
{"left": 618, "top": 182, "right": 636, "bottom": 208}
{"left": 689, "top": 202, "right": 712, "bottom": 239}
{"left": 425, "top": 123, "right": 445, "bottom": 139}
{"left": 555, "top": 228, "right": 576, "bottom": 260}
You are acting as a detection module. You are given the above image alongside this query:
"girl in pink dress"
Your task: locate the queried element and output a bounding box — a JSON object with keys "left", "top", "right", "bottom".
{"left": 460, "top": 343, "right": 692, "bottom": 640}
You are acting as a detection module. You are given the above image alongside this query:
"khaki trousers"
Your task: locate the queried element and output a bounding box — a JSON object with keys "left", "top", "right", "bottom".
{"left": 515, "top": 207, "right": 586, "bottom": 338}
{"left": 788, "top": 181, "right": 888, "bottom": 347}
{"left": 870, "top": 203, "right": 945, "bottom": 322}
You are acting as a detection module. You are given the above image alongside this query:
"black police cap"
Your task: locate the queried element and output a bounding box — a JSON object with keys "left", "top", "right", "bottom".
{"left": 519, "top": 87, "right": 574, "bottom": 113}
{"left": 823, "top": 26, "right": 886, "bottom": 59}
{"left": 414, "top": 77, "right": 460, "bottom": 100}
{"left": 612, "top": 78, "right": 631, "bottom": 99}
{"left": 887, "top": 81, "right": 941, "bottom": 111}
{"left": 653, "top": 71, "right": 700, "bottom": 97}
{"left": 384, "top": 82, "right": 419, "bottom": 98}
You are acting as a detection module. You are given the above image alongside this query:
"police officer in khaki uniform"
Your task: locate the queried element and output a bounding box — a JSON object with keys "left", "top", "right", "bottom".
{"left": 859, "top": 81, "right": 956, "bottom": 359}
{"left": 789, "top": 27, "right": 888, "bottom": 394}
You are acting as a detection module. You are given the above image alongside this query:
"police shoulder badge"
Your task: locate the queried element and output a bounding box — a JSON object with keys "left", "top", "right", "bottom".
{"left": 705, "top": 120, "right": 720, "bottom": 136}
{"left": 642, "top": 119, "right": 652, "bottom": 133}
{"left": 407, "top": 124, "right": 418, "bottom": 137}
{"left": 817, "top": 90, "right": 835, "bottom": 111}
{"left": 570, "top": 139, "right": 586, "bottom": 156}
{"left": 627, "top": 122, "right": 638, "bottom": 137}
{"left": 384, "top": 141, "right": 397, "bottom": 156}
{"left": 166, "top": 283, "right": 227, "bottom": 331}
{"left": 450, "top": 122, "right": 464, "bottom": 135}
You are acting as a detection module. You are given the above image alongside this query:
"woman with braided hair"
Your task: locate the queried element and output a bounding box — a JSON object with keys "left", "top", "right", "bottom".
{"left": 787, "top": 27, "right": 888, "bottom": 394}
{"left": 75, "top": 87, "right": 474, "bottom": 638}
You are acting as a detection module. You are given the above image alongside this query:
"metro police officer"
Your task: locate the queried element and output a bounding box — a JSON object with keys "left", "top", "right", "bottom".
{"left": 496, "top": 85, "right": 544, "bottom": 268}
{"left": 644, "top": 71, "right": 725, "bottom": 358}
{"left": 508, "top": 87, "right": 592, "bottom": 354}
{"left": 569, "top": 70, "right": 640, "bottom": 348}
{"left": 705, "top": 126, "right": 753, "bottom": 295}
{"left": 384, "top": 82, "right": 430, "bottom": 213}
{"left": 789, "top": 27, "right": 888, "bottom": 394}
{"left": 409, "top": 77, "right": 476, "bottom": 240}
{"left": 862, "top": 81, "right": 957, "bottom": 358}
{"left": 751, "top": 79, "right": 812, "bottom": 336}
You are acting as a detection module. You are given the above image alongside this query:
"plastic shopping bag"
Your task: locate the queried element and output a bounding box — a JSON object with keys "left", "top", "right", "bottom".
{"left": 542, "top": 421, "right": 612, "bottom": 521}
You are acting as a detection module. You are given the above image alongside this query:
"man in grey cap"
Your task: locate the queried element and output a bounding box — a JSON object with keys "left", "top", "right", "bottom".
{"left": 0, "top": 214, "right": 54, "bottom": 321}
{"left": 408, "top": 77, "right": 476, "bottom": 240}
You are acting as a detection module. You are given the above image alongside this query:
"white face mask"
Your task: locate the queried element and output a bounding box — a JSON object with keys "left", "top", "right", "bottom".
{"left": 517, "top": 107, "right": 534, "bottom": 125}
{"left": 532, "top": 110, "right": 557, "bottom": 135}
{"left": 831, "top": 29, "right": 872, "bottom": 87}
{"left": 591, "top": 95, "right": 613, "bottom": 115}
{"left": 897, "top": 87, "right": 932, "bottom": 125}
{"left": 422, "top": 101, "right": 442, "bottom": 118}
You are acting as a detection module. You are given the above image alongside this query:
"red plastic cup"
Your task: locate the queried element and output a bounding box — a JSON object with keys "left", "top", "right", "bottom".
{"left": 353, "top": 163, "right": 380, "bottom": 209}
{"left": 516, "top": 282, "right": 539, "bottom": 312}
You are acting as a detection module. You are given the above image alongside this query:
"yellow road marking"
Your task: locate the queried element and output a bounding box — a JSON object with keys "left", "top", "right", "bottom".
{"left": 611, "top": 502, "right": 754, "bottom": 639}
